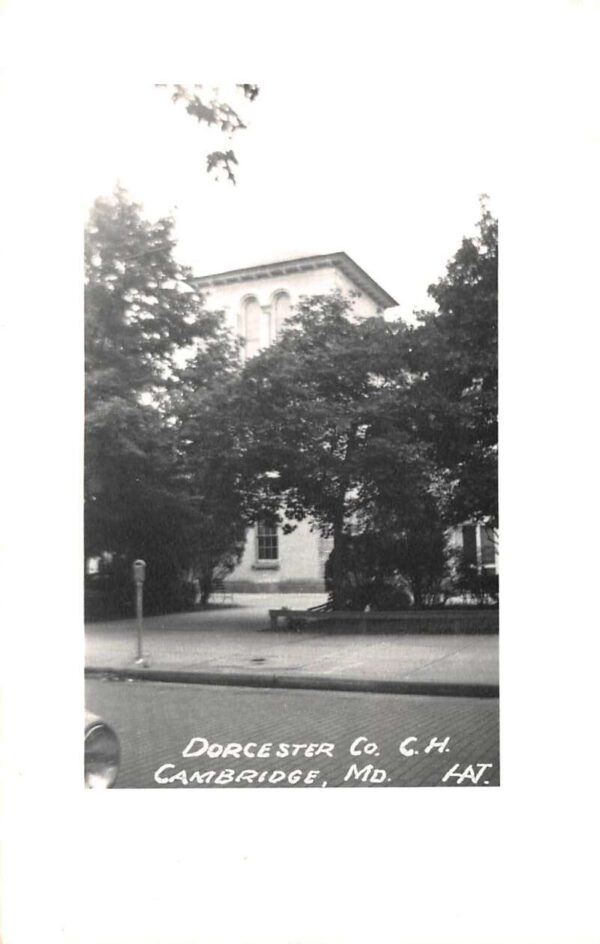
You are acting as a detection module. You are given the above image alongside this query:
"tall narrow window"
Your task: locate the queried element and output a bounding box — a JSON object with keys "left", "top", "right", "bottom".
{"left": 257, "top": 521, "right": 278, "bottom": 561}
{"left": 273, "top": 291, "right": 291, "bottom": 339}
{"left": 243, "top": 297, "right": 262, "bottom": 359}
{"left": 462, "top": 525, "right": 477, "bottom": 567}
{"left": 480, "top": 526, "right": 496, "bottom": 570}
{"left": 243, "top": 296, "right": 270, "bottom": 358}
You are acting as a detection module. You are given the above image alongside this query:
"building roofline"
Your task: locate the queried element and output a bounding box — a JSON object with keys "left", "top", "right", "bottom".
{"left": 192, "top": 251, "right": 398, "bottom": 309}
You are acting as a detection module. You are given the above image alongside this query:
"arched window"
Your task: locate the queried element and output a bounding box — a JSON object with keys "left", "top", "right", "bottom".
{"left": 272, "top": 291, "right": 291, "bottom": 339}
{"left": 242, "top": 296, "right": 269, "bottom": 358}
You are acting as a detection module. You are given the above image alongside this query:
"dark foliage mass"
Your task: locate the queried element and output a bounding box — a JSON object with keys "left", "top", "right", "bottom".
{"left": 410, "top": 199, "right": 498, "bottom": 528}
{"left": 85, "top": 190, "right": 497, "bottom": 616}
{"left": 85, "top": 188, "right": 247, "bottom": 617}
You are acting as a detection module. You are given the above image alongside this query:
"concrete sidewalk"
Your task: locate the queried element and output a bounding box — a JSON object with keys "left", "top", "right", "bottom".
{"left": 85, "top": 594, "right": 499, "bottom": 697}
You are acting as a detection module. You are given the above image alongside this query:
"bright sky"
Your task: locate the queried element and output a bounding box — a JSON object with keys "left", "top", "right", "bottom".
{"left": 71, "top": 0, "right": 599, "bottom": 323}
{"left": 82, "top": 75, "right": 497, "bottom": 321}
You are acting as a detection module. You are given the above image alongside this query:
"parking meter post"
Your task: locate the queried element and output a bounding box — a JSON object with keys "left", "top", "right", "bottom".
{"left": 132, "top": 560, "right": 147, "bottom": 665}
{"left": 136, "top": 585, "right": 143, "bottom": 659}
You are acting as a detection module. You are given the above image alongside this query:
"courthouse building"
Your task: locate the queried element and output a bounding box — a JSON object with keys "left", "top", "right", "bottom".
{"left": 193, "top": 251, "right": 496, "bottom": 594}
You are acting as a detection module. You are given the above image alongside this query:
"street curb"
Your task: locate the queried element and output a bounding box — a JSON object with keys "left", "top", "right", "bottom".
{"left": 85, "top": 666, "right": 499, "bottom": 699}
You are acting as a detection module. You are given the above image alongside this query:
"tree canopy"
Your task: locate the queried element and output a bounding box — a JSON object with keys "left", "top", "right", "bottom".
{"left": 84, "top": 189, "right": 498, "bottom": 614}
{"left": 221, "top": 292, "right": 440, "bottom": 607}
{"left": 410, "top": 199, "right": 498, "bottom": 527}
{"left": 85, "top": 187, "right": 245, "bottom": 614}
{"left": 85, "top": 185, "right": 218, "bottom": 400}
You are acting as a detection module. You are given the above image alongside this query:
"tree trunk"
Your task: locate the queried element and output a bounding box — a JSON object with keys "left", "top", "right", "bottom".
{"left": 331, "top": 500, "right": 346, "bottom": 610}
{"left": 200, "top": 569, "right": 212, "bottom": 606}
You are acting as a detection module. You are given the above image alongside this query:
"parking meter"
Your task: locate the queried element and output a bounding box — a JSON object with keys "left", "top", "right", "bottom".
{"left": 132, "top": 560, "right": 147, "bottom": 663}
{"left": 133, "top": 559, "right": 146, "bottom": 585}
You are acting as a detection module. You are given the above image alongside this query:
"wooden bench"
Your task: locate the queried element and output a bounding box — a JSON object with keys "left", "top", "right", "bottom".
{"left": 268, "top": 608, "right": 332, "bottom": 631}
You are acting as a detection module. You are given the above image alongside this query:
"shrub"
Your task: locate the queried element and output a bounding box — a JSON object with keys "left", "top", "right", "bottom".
{"left": 454, "top": 560, "right": 499, "bottom": 606}
{"left": 324, "top": 535, "right": 414, "bottom": 611}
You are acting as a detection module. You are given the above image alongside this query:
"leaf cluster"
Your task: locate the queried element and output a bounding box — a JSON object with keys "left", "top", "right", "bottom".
{"left": 158, "top": 84, "right": 259, "bottom": 184}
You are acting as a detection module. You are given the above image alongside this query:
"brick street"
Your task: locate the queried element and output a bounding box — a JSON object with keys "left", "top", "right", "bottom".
{"left": 86, "top": 678, "right": 500, "bottom": 788}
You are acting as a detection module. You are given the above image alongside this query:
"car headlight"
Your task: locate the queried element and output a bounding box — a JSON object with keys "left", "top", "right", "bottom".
{"left": 85, "top": 712, "right": 120, "bottom": 789}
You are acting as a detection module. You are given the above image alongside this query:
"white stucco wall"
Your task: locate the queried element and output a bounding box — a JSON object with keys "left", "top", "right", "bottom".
{"left": 226, "top": 519, "right": 333, "bottom": 592}
{"left": 199, "top": 264, "right": 381, "bottom": 342}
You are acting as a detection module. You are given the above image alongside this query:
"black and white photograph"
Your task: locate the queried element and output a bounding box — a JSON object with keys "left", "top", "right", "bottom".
{"left": 2, "top": 0, "right": 600, "bottom": 941}
{"left": 82, "top": 82, "right": 499, "bottom": 791}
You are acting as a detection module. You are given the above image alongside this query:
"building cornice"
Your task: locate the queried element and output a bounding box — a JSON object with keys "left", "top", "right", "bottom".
{"left": 192, "top": 251, "right": 398, "bottom": 309}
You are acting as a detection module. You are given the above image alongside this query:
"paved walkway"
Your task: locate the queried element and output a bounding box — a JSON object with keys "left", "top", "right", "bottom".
{"left": 85, "top": 594, "right": 499, "bottom": 696}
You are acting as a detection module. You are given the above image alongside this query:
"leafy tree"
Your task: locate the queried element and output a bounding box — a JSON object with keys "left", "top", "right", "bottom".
{"left": 410, "top": 199, "right": 498, "bottom": 527}
{"left": 454, "top": 555, "right": 499, "bottom": 606}
{"left": 85, "top": 85, "right": 260, "bottom": 613}
{"left": 224, "top": 292, "right": 435, "bottom": 608}
{"left": 85, "top": 185, "right": 217, "bottom": 403}
{"left": 85, "top": 187, "right": 245, "bottom": 614}
{"left": 168, "top": 334, "right": 248, "bottom": 604}
{"left": 354, "top": 487, "right": 452, "bottom": 609}
{"left": 324, "top": 534, "right": 414, "bottom": 611}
